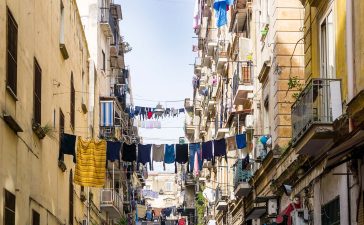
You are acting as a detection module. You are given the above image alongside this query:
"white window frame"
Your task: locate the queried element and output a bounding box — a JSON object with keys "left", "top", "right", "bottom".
{"left": 319, "top": 4, "right": 336, "bottom": 79}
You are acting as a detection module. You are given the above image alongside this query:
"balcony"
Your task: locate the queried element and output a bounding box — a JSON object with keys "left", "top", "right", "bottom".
{"left": 215, "top": 187, "right": 229, "bottom": 211}
{"left": 229, "top": 0, "right": 251, "bottom": 33}
{"left": 232, "top": 65, "right": 254, "bottom": 107}
{"left": 194, "top": 57, "right": 203, "bottom": 75}
{"left": 215, "top": 40, "right": 229, "bottom": 72}
{"left": 100, "top": 188, "right": 123, "bottom": 218}
{"left": 291, "top": 78, "right": 342, "bottom": 156}
{"left": 184, "top": 98, "right": 193, "bottom": 112}
{"left": 185, "top": 116, "right": 195, "bottom": 135}
{"left": 207, "top": 29, "right": 219, "bottom": 56}
{"left": 233, "top": 159, "right": 252, "bottom": 197}
{"left": 99, "top": 7, "right": 113, "bottom": 37}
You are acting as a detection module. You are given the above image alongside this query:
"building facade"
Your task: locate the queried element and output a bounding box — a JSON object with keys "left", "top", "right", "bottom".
{"left": 0, "top": 0, "right": 97, "bottom": 224}
{"left": 186, "top": 0, "right": 363, "bottom": 225}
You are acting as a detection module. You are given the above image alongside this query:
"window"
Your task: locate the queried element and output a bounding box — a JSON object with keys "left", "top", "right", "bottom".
{"left": 32, "top": 210, "right": 40, "bottom": 225}
{"left": 321, "top": 197, "right": 340, "bottom": 225}
{"left": 69, "top": 170, "right": 74, "bottom": 225}
{"left": 102, "top": 50, "right": 106, "bottom": 71}
{"left": 6, "top": 8, "right": 18, "bottom": 96}
{"left": 33, "top": 58, "right": 42, "bottom": 125}
{"left": 165, "top": 182, "right": 173, "bottom": 192}
{"left": 320, "top": 10, "right": 335, "bottom": 79}
{"left": 4, "top": 189, "right": 16, "bottom": 225}
{"left": 263, "top": 96, "right": 270, "bottom": 134}
{"left": 70, "top": 73, "right": 75, "bottom": 129}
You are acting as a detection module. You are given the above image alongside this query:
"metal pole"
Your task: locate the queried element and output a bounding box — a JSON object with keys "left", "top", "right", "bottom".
{"left": 87, "top": 187, "right": 90, "bottom": 225}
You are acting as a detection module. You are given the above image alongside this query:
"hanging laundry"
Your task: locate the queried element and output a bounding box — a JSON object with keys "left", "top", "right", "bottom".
{"left": 74, "top": 137, "right": 106, "bottom": 187}
{"left": 189, "top": 143, "right": 201, "bottom": 172}
{"left": 106, "top": 141, "right": 121, "bottom": 162}
{"left": 137, "top": 204, "right": 147, "bottom": 219}
{"left": 147, "top": 111, "right": 153, "bottom": 119}
{"left": 122, "top": 143, "right": 137, "bottom": 162}
{"left": 213, "top": 138, "right": 227, "bottom": 163}
{"left": 140, "top": 107, "right": 146, "bottom": 120}
{"left": 164, "top": 144, "right": 175, "bottom": 164}
{"left": 226, "top": 136, "right": 237, "bottom": 151}
{"left": 192, "top": 0, "right": 200, "bottom": 29}
{"left": 213, "top": 0, "right": 228, "bottom": 27}
{"left": 202, "top": 141, "right": 213, "bottom": 162}
{"left": 165, "top": 108, "right": 171, "bottom": 117}
{"left": 194, "top": 152, "right": 199, "bottom": 176}
{"left": 152, "top": 144, "right": 165, "bottom": 170}
{"left": 242, "top": 154, "right": 250, "bottom": 170}
{"left": 178, "top": 218, "right": 186, "bottom": 225}
{"left": 236, "top": 133, "right": 247, "bottom": 149}
{"left": 134, "top": 106, "right": 141, "bottom": 116}
{"left": 175, "top": 144, "right": 189, "bottom": 173}
{"left": 171, "top": 108, "right": 179, "bottom": 117}
{"left": 59, "top": 133, "right": 77, "bottom": 163}
{"left": 137, "top": 144, "right": 152, "bottom": 170}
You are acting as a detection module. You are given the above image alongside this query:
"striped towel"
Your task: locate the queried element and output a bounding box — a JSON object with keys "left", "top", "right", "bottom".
{"left": 74, "top": 137, "right": 106, "bottom": 187}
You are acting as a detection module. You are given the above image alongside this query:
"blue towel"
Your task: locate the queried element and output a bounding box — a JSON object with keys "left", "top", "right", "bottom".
{"left": 164, "top": 144, "right": 175, "bottom": 164}
{"left": 236, "top": 133, "right": 247, "bottom": 149}
{"left": 213, "top": 0, "right": 228, "bottom": 27}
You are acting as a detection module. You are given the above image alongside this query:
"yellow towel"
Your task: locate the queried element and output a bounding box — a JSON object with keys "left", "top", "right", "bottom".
{"left": 74, "top": 137, "right": 106, "bottom": 187}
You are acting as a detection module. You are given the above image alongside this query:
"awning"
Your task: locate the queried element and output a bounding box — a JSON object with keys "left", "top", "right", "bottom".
{"left": 246, "top": 206, "right": 266, "bottom": 220}
{"left": 326, "top": 130, "right": 364, "bottom": 169}
{"left": 100, "top": 101, "right": 114, "bottom": 126}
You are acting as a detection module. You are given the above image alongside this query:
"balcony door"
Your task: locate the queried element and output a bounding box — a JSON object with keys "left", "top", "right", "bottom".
{"left": 319, "top": 9, "right": 336, "bottom": 122}
{"left": 320, "top": 9, "right": 335, "bottom": 79}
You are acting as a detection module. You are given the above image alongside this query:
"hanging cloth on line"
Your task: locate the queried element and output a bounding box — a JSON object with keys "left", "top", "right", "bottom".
{"left": 74, "top": 137, "right": 107, "bottom": 187}
{"left": 59, "top": 133, "right": 77, "bottom": 163}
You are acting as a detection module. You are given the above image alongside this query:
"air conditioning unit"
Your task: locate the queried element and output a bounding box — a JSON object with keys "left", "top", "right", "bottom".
{"left": 239, "top": 37, "right": 253, "bottom": 61}
{"left": 291, "top": 209, "right": 308, "bottom": 225}
{"left": 267, "top": 198, "right": 278, "bottom": 217}
{"left": 245, "top": 115, "right": 253, "bottom": 128}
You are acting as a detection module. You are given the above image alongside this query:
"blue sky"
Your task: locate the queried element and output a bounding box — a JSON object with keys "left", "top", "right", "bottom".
{"left": 118, "top": 0, "right": 195, "bottom": 106}
{"left": 116, "top": 0, "right": 195, "bottom": 158}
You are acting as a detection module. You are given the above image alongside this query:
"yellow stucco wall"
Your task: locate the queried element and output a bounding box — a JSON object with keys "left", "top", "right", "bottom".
{"left": 0, "top": 0, "right": 102, "bottom": 224}
{"left": 354, "top": 0, "right": 364, "bottom": 93}
{"left": 304, "top": 0, "right": 348, "bottom": 101}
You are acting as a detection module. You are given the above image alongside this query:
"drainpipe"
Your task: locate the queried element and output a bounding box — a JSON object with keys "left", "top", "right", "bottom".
{"left": 346, "top": 0, "right": 354, "bottom": 103}
{"left": 346, "top": 2, "right": 354, "bottom": 224}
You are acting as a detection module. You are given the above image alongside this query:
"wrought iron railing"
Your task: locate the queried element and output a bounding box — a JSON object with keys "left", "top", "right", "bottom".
{"left": 232, "top": 64, "right": 253, "bottom": 97}
{"left": 291, "top": 78, "right": 342, "bottom": 144}
{"left": 233, "top": 159, "right": 252, "bottom": 189}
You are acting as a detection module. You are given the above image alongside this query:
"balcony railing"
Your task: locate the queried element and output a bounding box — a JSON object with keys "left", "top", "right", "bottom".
{"left": 233, "top": 159, "right": 252, "bottom": 189}
{"left": 291, "top": 78, "right": 342, "bottom": 144}
{"left": 99, "top": 7, "right": 113, "bottom": 37}
{"left": 100, "top": 188, "right": 123, "bottom": 218}
{"left": 232, "top": 64, "right": 253, "bottom": 97}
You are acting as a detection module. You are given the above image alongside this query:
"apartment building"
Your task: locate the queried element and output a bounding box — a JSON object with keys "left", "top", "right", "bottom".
{"left": 0, "top": 0, "right": 98, "bottom": 224}
{"left": 187, "top": 0, "right": 364, "bottom": 225}
{"left": 76, "top": 0, "right": 140, "bottom": 224}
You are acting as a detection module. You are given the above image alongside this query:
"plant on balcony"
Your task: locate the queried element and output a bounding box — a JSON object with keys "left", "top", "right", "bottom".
{"left": 196, "top": 190, "right": 206, "bottom": 225}
{"left": 32, "top": 122, "right": 56, "bottom": 140}
{"left": 287, "top": 75, "right": 303, "bottom": 100}
{"left": 119, "top": 36, "right": 133, "bottom": 54}
{"left": 117, "top": 216, "right": 127, "bottom": 225}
